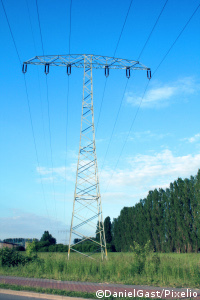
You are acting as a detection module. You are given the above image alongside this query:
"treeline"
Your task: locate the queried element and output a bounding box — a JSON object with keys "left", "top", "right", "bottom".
{"left": 29, "top": 231, "right": 68, "bottom": 252}
{"left": 112, "top": 170, "right": 200, "bottom": 253}
{"left": 34, "top": 241, "right": 68, "bottom": 252}
{"left": 3, "top": 238, "right": 38, "bottom": 245}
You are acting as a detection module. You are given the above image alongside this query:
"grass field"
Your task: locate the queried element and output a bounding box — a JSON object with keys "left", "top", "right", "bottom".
{"left": 0, "top": 252, "right": 199, "bottom": 288}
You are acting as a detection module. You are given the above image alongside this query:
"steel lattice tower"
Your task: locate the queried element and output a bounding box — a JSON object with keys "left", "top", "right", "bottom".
{"left": 68, "top": 55, "right": 107, "bottom": 259}
{"left": 23, "top": 54, "right": 151, "bottom": 260}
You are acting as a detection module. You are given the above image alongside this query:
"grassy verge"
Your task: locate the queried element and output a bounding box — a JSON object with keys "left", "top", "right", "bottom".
{"left": 0, "top": 283, "right": 157, "bottom": 300}
{"left": 0, "top": 252, "right": 200, "bottom": 288}
{"left": 0, "top": 283, "right": 95, "bottom": 299}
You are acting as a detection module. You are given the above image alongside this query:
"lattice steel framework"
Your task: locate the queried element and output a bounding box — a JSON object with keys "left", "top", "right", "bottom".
{"left": 23, "top": 54, "right": 150, "bottom": 260}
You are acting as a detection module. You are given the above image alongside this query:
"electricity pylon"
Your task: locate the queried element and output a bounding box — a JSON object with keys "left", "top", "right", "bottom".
{"left": 23, "top": 54, "right": 151, "bottom": 260}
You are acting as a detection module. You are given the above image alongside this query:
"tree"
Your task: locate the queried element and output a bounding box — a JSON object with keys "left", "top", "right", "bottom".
{"left": 40, "top": 231, "right": 56, "bottom": 245}
{"left": 104, "top": 216, "right": 112, "bottom": 243}
{"left": 95, "top": 221, "right": 103, "bottom": 242}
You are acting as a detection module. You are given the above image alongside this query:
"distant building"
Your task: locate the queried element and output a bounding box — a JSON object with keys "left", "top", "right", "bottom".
{"left": 0, "top": 241, "right": 19, "bottom": 249}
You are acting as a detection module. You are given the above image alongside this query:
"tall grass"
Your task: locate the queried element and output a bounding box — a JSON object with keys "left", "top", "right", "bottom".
{"left": 0, "top": 252, "right": 199, "bottom": 288}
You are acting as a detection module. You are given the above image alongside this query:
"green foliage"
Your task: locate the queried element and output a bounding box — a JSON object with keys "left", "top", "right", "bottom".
{"left": 0, "top": 248, "right": 34, "bottom": 267}
{"left": 104, "top": 216, "right": 112, "bottom": 243}
{"left": 0, "top": 252, "right": 199, "bottom": 288}
{"left": 15, "top": 245, "right": 25, "bottom": 251}
{"left": 0, "top": 283, "right": 96, "bottom": 299}
{"left": 130, "top": 240, "right": 160, "bottom": 275}
{"left": 3, "top": 238, "right": 38, "bottom": 244}
{"left": 112, "top": 169, "right": 200, "bottom": 253}
{"left": 95, "top": 221, "right": 103, "bottom": 242}
{"left": 26, "top": 241, "right": 36, "bottom": 257}
{"left": 40, "top": 231, "right": 56, "bottom": 245}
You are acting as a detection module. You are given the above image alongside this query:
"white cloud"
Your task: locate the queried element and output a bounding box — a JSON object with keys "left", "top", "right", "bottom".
{"left": 126, "top": 77, "right": 199, "bottom": 108}
{"left": 36, "top": 149, "right": 200, "bottom": 212}
{"left": 37, "top": 164, "right": 76, "bottom": 183}
{"left": 183, "top": 133, "right": 200, "bottom": 143}
{"left": 127, "top": 130, "right": 171, "bottom": 141}
{"left": 100, "top": 149, "right": 200, "bottom": 202}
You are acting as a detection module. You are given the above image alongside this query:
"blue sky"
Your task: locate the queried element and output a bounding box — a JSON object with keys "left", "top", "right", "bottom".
{"left": 0, "top": 0, "right": 200, "bottom": 243}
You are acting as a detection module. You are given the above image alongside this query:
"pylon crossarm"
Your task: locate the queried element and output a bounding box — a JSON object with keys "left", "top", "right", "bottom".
{"left": 24, "top": 54, "right": 149, "bottom": 71}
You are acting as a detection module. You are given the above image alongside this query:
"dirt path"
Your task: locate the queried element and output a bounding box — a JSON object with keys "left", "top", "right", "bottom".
{"left": 0, "top": 275, "right": 199, "bottom": 299}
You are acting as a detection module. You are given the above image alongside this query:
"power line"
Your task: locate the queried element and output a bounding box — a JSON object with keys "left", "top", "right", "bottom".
{"left": 26, "top": 0, "right": 49, "bottom": 168}
{"left": 97, "top": 0, "right": 134, "bottom": 175}
{"left": 45, "top": 76, "right": 58, "bottom": 221}
{"left": 0, "top": 0, "right": 21, "bottom": 66}
{"left": 26, "top": 0, "right": 37, "bottom": 54}
{"left": 23, "top": 76, "right": 52, "bottom": 229}
{"left": 35, "top": 0, "right": 58, "bottom": 224}
{"left": 68, "top": 0, "right": 73, "bottom": 54}
{"left": 95, "top": 77, "right": 108, "bottom": 135}
{"left": 63, "top": 76, "right": 70, "bottom": 224}
{"left": 153, "top": 2, "right": 200, "bottom": 76}
{"left": 113, "top": 0, "right": 134, "bottom": 57}
{"left": 102, "top": 1, "right": 200, "bottom": 195}
{"left": 64, "top": 0, "right": 73, "bottom": 224}
{"left": 0, "top": 0, "right": 51, "bottom": 227}
{"left": 102, "top": 80, "right": 150, "bottom": 195}
{"left": 99, "top": 79, "right": 129, "bottom": 175}
{"left": 137, "top": 0, "right": 169, "bottom": 60}
{"left": 103, "top": 0, "right": 170, "bottom": 179}
{"left": 100, "top": 0, "right": 169, "bottom": 175}
{"left": 35, "top": 0, "right": 45, "bottom": 55}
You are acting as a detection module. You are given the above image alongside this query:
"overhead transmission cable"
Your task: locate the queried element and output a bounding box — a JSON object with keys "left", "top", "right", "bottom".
{"left": 95, "top": 77, "right": 108, "bottom": 135}
{"left": 99, "top": 79, "right": 129, "bottom": 176}
{"left": 96, "top": 0, "right": 134, "bottom": 137}
{"left": 0, "top": 0, "right": 51, "bottom": 227}
{"left": 26, "top": 0, "right": 49, "bottom": 168}
{"left": 102, "top": 1, "right": 200, "bottom": 195}
{"left": 102, "top": 80, "right": 150, "bottom": 194}
{"left": 0, "top": 0, "right": 21, "bottom": 65}
{"left": 98, "top": 0, "right": 133, "bottom": 174}
{"left": 153, "top": 2, "right": 200, "bottom": 76}
{"left": 101, "top": 0, "right": 169, "bottom": 179}
{"left": 113, "top": 0, "right": 134, "bottom": 57}
{"left": 137, "top": 0, "right": 169, "bottom": 60}
{"left": 63, "top": 0, "right": 73, "bottom": 226}
{"left": 23, "top": 78, "right": 53, "bottom": 230}
{"left": 68, "top": 0, "right": 72, "bottom": 54}
{"left": 35, "top": 0, "right": 45, "bottom": 55}
{"left": 35, "top": 0, "right": 58, "bottom": 224}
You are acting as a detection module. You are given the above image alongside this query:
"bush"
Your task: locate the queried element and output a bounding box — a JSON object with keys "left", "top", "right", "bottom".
{"left": 0, "top": 248, "right": 33, "bottom": 267}
{"left": 26, "top": 241, "right": 36, "bottom": 256}
{"left": 130, "top": 240, "right": 160, "bottom": 275}
{"left": 16, "top": 245, "right": 25, "bottom": 251}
